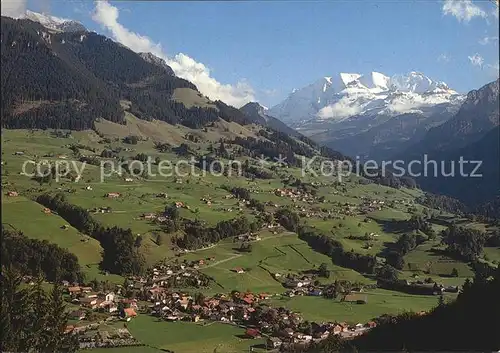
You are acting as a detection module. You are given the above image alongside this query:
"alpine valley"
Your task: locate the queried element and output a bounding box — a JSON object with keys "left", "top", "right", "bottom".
{"left": 1, "top": 9, "right": 499, "bottom": 353}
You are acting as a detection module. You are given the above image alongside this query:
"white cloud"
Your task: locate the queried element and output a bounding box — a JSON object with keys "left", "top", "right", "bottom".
{"left": 92, "top": 1, "right": 254, "bottom": 107}
{"left": 317, "top": 96, "right": 364, "bottom": 121}
{"left": 442, "top": 0, "right": 487, "bottom": 22}
{"left": 478, "top": 36, "right": 499, "bottom": 45}
{"left": 437, "top": 53, "right": 451, "bottom": 63}
{"left": 468, "top": 53, "right": 485, "bottom": 67}
{"left": 1, "top": 0, "right": 27, "bottom": 18}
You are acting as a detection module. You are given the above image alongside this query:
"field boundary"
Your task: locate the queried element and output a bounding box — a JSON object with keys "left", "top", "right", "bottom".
{"left": 288, "top": 244, "right": 312, "bottom": 264}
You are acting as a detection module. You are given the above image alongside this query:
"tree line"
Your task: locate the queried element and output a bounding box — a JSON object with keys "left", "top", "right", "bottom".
{"left": 35, "top": 193, "right": 145, "bottom": 276}
{"left": 2, "top": 227, "right": 84, "bottom": 283}
{"left": 175, "top": 216, "right": 260, "bottom": 250}
{"left": 273, "top": 208, "right": 377, "bottom": 274}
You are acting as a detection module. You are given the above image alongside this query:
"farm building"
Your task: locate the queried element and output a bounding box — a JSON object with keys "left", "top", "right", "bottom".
{"left": 343, "top": 294, "right": 368, "bottom": 304}
{"left": 106, "top": 192, "right": 121, "bottom": 198}
{"left": 245, "top": 328, "right": 261, "bottom": 339}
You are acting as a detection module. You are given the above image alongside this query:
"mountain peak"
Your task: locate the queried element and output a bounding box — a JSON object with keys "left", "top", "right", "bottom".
{"left": 269, "top": 70, "right": 463, "bottom": 124}
{"left": 138, "top": 52, "right": 174, "bottom": 75}
{"left": 24, "top": 10, "right": 86, "bottom": 32}
{"left": 240, "top": 102, "right": 269, "bottom": 118}
{"left": 242, "top": 101, "right": 268, "bottom": 110}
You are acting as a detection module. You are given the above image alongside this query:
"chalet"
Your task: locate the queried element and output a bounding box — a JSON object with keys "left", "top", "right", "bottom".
{"left": 177, "top": 297, "right": 190, "bottom": 310}
{"left": 99, "top": 291, "right": 115, "bottom": 302}
{"left": 123, "top": 308, "right": 137, "bottom": 318}
{"left": 14, "top": 151, "right": 24, "bottom": 155}
{"left": 121, "top": 298, "right": 139, "bottom": 309}
{"left": 80, "top": 286, "right": 93, "bottom": 293}
{"left": 312, "top": 326, "right": 330, "bottom": 340}
{"left": 309, "top": 289, "right": 323, "bottom": 296}
{"left": 280, "top": 327, "right": 294, "bottom": 338}
{"left": 42, "top": 208, "right": 51, "bottom": 214}
{"left": 175, "top": 201, "right": 185, "bottom": 208}
{"left": 338, "top": 322, "right": 350, "bottom": 332}
{"left": 165, "top": 315, "right": 181, "bottom": 322}
{"left": 232, "top": 267, "right": 245, "bottom": 274}
{"left": 67, "top": 286, "right": 81, "bottom": 295}
{"left": 6, "top": 191, "right": 18, "bottom": 197}
{"left": 142, "top": 213, "right": 157, "bottom": 220}
{"left": 98, "top": 300, "right": 117, "bottom": 313}
{"left": 69, "top": 310, "right": 86, "bottom": 321}
{"left": 80, "top": 297, "right": 98, "bottom": 309}
{"left": 294, "top": 332, "right": 313, "bottom": 342}
{"left": 106, "top": 192, "right": 121, "bottom": 198}
{"left": 343, "top": 294, "right": 367, "bottom": 304}
{"left": 205, "top": 299, "right": 220, "bottom": 308}
{"left": 331, "top": 325, "right": 343, "bottom": 335}
{"left": 125, "top": 178, "right": 134, "bottom": 182}
{"left": 241, "top": 296, "right": 253, "bottom": 305}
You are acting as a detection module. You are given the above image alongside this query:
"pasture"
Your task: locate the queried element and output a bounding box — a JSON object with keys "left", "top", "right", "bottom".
{"left": 126, "top": 316, "right": 266, "bottom": 353}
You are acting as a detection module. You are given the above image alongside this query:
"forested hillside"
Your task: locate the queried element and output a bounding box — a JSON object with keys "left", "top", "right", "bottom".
{"left": 0, "top": 16, "right": 244, "bottom": 130}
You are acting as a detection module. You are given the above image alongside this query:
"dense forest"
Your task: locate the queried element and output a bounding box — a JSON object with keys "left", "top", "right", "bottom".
{"left": 474, "top": 196, "right": 500, "bottom": 224}
{"left": 349, "top": 265, "right": 500, "bottom": 351}
{"left": 441, "top": 224, "right": 487, "bottom": 261}
{"left": 1, "top": 17, "right": 242, "bottom": 131}
{"left": 1, "top": 17, "right": 123, "bottom": 129}
{"left": 417, "top": 193, "right": 467, "bottom": 215}
{"left": 176, "top": 215, "right": 259, "bottom": 249}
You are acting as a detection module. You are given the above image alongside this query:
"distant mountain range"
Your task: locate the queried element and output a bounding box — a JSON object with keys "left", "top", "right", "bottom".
{"left": 269, "top": 72, "right": 465, "bottom": 161}
{"left": 270, "top": 72, "right": 463, "bottom": 125}
{"left": 268, "top": 75, "right": 499, "bottom": 207}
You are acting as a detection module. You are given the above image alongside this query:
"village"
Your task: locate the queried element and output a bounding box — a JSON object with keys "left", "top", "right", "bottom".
{"left": 40, "top": 254, "right": 391, "bottom": 351}
{"left": 51, "top": 265, "right": 381, "bottom": 351}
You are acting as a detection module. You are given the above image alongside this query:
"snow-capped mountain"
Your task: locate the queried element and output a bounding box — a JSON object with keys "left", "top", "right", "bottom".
{"left": 269, "top": 71, "right": 464, "bottom": 126}
{"left": 23, "top": 10, "right": 86, "bottom": 32}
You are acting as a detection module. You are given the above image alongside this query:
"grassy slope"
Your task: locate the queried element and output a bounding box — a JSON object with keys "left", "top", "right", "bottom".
{"left": 1, "top": 196, "right": 122, "bottom": 283}
{"left": 127, "top": 315, "right": 266, "bottom": 353}
{"left": 269, "top": 289, "right": 444, "bottom": 324}
{"left": 2, "top": 126, "right": 498, "bottom": 350}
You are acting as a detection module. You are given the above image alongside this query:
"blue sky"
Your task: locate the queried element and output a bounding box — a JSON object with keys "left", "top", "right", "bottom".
{"left": 17, "top": 0, "right": 500, "bottom": 106}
